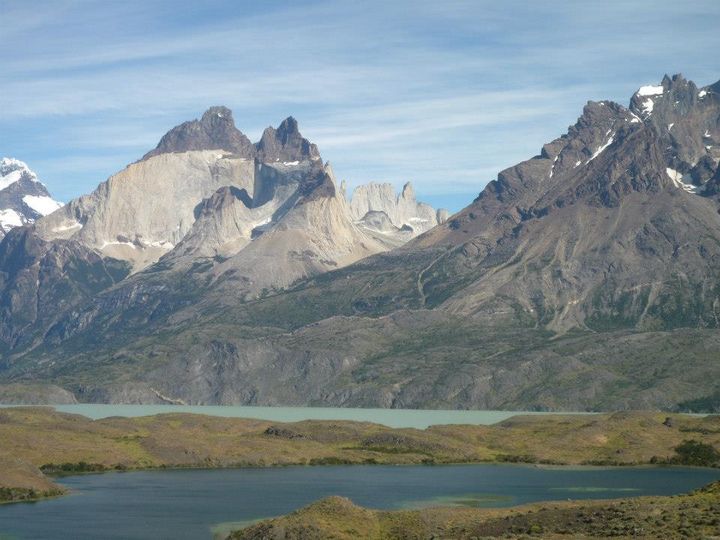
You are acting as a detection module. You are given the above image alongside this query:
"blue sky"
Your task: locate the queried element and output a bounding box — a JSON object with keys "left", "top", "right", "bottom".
{"left": 1, "top": 0, "right": 719, "bottom": 212}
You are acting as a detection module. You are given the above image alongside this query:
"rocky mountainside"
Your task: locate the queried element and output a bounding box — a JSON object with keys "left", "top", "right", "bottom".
{"left": 0, "top": 109, "right": 443, "bottom": 354}
{"left": 1, "top": 74, "right": 719, "bottom": 411}
{"left": 346, "top": 182, "right": 448, "bottom": 246}
{"left": 0, "top": 158, "right": 62, "bottom": 238}
{"left": 408, "top": 74, "right": 720, "bottom": 332}
{"left": 33, "top": 109, "right": 441, "bottom": 276}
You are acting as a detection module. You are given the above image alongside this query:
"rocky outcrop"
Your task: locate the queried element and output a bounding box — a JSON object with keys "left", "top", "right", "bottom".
{"left": 208, "top": 163, "right": 388, "bottom": 296}
{"left": 167, "top": 185, "right": 257, "bottom": 259}
{"left": 0, "top": 158, "right": 62, "bottom": 237}
{"left": 630, "top": 74, "right": 719, "bottom": 170}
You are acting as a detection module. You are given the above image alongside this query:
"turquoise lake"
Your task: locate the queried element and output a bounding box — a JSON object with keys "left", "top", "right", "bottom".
{"left": 2, "top": 404, "right": 592, "bottom": 428}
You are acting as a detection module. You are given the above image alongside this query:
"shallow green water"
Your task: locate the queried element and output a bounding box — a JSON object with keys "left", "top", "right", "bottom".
{"left": 3, "top": 403, "right": 586, "bottom": 428}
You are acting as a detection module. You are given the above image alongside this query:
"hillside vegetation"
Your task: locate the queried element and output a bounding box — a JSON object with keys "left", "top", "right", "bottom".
{"left": 1, "top": 408, "right": 719, "bottom": 502}
{"left": 229, "top": 482, "right": 720, "bottom": 539}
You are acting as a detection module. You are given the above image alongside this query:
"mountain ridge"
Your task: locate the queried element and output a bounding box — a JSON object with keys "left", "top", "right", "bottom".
{"left": 0, "top": 110, "right": 447, "bottom": 359}
{"left": 1, "top": 74, "right": 720, "bottom": 410}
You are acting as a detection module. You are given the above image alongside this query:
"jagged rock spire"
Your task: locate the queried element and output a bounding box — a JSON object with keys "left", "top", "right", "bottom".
{"left": 255, "top": 116, "right": 321, "bottom": 162}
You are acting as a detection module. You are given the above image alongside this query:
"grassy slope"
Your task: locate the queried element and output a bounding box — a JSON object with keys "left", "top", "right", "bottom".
{"left": 229, "top": 482, "right": 720, "bottom": 539}
{"left": 0, "top": 408, "right": 719, "bottom": 503}
{"left": 11, "top": 317, "right": 720, "bottom": 412}
{"left": 0, "top": 457, "right": 65, "bottom": 503}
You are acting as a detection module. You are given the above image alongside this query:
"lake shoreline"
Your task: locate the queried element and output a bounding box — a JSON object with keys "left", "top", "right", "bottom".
{"left": 227, "top": 480, "right": 720, "bottom": 540}
{"left": 3, "top": 459, "right": 702, "bottom": 507}
{"left": 1, "top": 407, "right": 719, "bottom": 506}
{"left": 0, "top": 402, "right": 602, "bottom": 429}
{"left": 4, "top": 464, "right": 720, "bottom": 539}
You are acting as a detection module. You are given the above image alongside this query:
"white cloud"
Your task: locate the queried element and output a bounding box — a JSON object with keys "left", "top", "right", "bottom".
{"left": 1, "top": 0, "right": 719, "bottom": 209}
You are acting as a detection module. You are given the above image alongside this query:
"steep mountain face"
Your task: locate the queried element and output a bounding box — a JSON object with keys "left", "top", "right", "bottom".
{"left": 411, "top": 74, "right": 720, "bottom": 332}
{"left": 2, "top": 74, "right": 720, "bottom": 411}
{"left": 347, "top": 182, "right": 448, "bottom": 246}
{"left": 0, "top": 158, "right": 63, "bottom": 237}
{"left": 35, "top": 150, "right": 258, "bottom": 272}
{"left": 161, "top": 159, "right": 389, "bottom": 297}
{"left": 0, "top": 227, "right": 129, "bottom": 352}
{"left": 0, "top": 109, "right": 443, "bottom": 356}
{"left": 32, "top": 111, "right": 383, "bottom": 275}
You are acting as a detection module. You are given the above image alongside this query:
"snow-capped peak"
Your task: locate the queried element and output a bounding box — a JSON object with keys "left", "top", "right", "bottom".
{"left": 1, "top": 157, "right": 39, "bottom": 190}
{"left": 0, "top": 157, "right": 64, "bottom": 237}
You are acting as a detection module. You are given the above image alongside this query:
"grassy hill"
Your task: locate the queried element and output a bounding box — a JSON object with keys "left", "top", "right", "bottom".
{"left": 1, "top": 408, "right": 719, "bottom": 503}
{"left": 229, "top": 481, "right": 720, "bottom": 539}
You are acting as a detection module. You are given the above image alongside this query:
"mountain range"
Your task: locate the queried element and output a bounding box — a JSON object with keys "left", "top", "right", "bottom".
{"left": 1, "top": 74, "right": 719, "bottom": 412}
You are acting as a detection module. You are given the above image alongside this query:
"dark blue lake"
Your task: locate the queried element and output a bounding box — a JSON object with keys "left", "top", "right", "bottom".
{"left": 1, "top": 464, "right": 719, "bottom": 540}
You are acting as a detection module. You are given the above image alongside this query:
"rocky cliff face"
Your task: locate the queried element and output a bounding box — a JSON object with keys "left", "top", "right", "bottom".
{"left": 35, "top": 151, "right": 257, "bottom": 271}
{"left": 347, "top": 182, "right": 448, "bottom": 245}
{"left": 0, "top": 158, "right": 63, "bottom": 238}
{"left": 0, "top": 109, "right": 443, "bottom": 352}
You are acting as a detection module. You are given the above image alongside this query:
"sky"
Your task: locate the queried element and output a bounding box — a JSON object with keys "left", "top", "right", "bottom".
{"left": 1, "top": 1, "right": 719, "bottom": 213}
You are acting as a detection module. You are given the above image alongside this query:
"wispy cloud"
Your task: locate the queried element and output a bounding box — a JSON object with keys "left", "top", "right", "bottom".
{"left": 1, "top": 0, "right": 719, "bottom": 211}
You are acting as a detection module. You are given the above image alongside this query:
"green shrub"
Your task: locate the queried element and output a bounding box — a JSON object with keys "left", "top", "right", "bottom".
{"left": 672, "top": 440, "right": 720, "bottom": 466}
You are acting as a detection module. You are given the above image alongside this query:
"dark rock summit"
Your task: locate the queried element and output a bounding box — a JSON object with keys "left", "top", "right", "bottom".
{"left": 255, "top": 116, "right": 321, "bottom": 162}
{"left": 143, "top": 109, "right": 322, "bottom": 165}
{"left": 196, "top": 186, "right": 254, "bottom": 217}
{"left": 143, "top": 106, "right": 256, "bottom": 159}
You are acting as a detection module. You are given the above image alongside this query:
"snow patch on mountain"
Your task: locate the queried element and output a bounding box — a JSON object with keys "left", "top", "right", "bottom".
{"left": 637, "top": 85, "right": 664, "bottom": 96}
{"left": 640, "top": 98, "right": 655, "bottom": 115}
{"left": 0, "top": 209, "right": 23, "bottom": 232}
{"left": 22, "top": 195, "right": 63, "bottom": 216}
{"left": 589, "top": 135, "right": 614, "bottom": 161}
{"left": 666, "top": 168, "right": 698, "bottom": 193}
